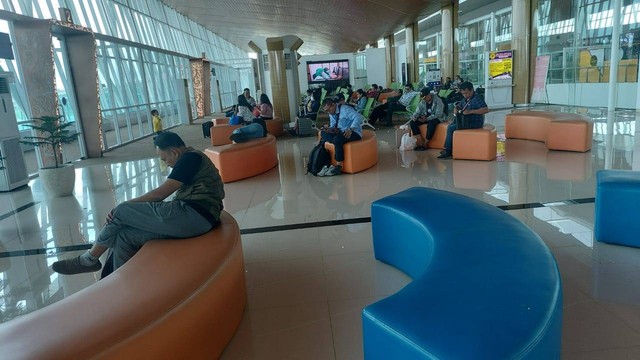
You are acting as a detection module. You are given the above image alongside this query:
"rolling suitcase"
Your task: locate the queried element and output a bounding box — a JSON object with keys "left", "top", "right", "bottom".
{"left": 296, "top": 117, "right": 315, "bottom": 137}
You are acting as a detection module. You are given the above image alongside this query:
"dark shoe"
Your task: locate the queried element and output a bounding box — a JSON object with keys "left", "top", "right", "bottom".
{"left": 325, "top": 165, "right": 342, "bottom": 176}
{"left": 439, "top": 149, "right": 448, "bottom": 155}
{"left": 415, "top": 146, "right": 427, "bottom": 151}
{"left": 437, "top": 152, "right": 452, "bottom": 159}
{"left": 52, "top": 256, "right": 102, "bottom": 275}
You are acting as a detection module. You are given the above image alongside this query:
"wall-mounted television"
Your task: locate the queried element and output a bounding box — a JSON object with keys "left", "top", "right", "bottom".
{"left": 306, "top": 60, "right": 349, "bottom": 85}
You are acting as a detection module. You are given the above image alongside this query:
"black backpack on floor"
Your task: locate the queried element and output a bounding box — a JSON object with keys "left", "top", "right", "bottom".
{"left": 306, "top": 142, "right": 331, "bottom": 176}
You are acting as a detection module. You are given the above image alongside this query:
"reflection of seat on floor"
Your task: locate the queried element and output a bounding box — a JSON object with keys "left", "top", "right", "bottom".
{"left": 453, "top": 160, "right": 497, "bottom": 190}
{"left": 505, "top": 139, "right": 592, "bottom": 181}
{"left": 221, "top": 167, "right": 281, "bottom": 215}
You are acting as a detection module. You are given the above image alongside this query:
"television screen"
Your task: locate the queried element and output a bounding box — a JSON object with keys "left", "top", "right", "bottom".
{"left": 307, "top": 60, "right": 349, "bottom": 85}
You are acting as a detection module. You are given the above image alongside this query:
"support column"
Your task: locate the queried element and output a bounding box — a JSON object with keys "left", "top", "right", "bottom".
{"left": 384, "top": 35, "right": 395, "bottom": 87}
{"left": 266, "top": 38, "right": 290, "bottom": 122}
{"left": 14, "top": 19, "right": 102, "bottom": 163}
{"left": 441, "top": 4, "right": 456, "bottom": 80}
{"left": 607, "top": 0, "right": 622, "bottom": 111}
{"left": 189, "top": 57, "right": 211, "bottom": 118}
{"left": 248, "top": 41, "right": 264, "bottom": 95}
{"left": 511, "top": 0, "right": 534, "bottom": 104}
{"left": 405, "top": 22, "right": 419, "bottom": 84}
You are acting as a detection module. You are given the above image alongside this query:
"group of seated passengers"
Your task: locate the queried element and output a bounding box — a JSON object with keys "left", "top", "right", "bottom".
{"left": 230, "top": 89, "right": 274, "bottom": 142}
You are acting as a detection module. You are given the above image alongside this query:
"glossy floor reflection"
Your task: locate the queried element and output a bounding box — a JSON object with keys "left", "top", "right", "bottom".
{"left": 0, "top": 106, "right": 639, "bottom": 359}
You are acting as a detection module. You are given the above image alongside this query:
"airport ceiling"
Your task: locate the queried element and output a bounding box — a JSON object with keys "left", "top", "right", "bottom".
{"left": 159, "top": 0, "right": 451, "bottom": 56}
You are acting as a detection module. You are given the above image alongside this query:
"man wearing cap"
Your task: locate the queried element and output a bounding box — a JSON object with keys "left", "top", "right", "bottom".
{"left": 52, "top": 131, "right": 225, "bottom": 276}
{"left": 410, "top": 88, "right": 447, "bottom": 151}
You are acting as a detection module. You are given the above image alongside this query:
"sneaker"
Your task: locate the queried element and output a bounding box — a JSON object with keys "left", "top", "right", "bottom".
{"left": 317, "top": 165, "right": 332, "bottom": 177}
{"left": 437, "top": 152, "right": 452, "bottom": 159}
{"left": 439, "top": 149, "right": 447, "bottom": 155}
{"left": 415, "top": 146, "right": 427, "bottom": 151}
{"left": 52, "top": 256, "right": 102, "bottom": 275}
{"left": 325, "top": 165, "right": 342, "bottom": 176}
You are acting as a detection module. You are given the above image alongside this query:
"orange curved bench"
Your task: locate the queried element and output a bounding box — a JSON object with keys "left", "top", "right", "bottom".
{"left": 505, "top": 111, "right": 593, "bottom": 152}
{"left": 453, "top": 124, "right": 497, "bottom": 161}
{"left": 0, "top": 211, "right": 245, "bottom": 359}
{"left": 322, "top": 130, "right": 378, "bottom": 174}
{"left": 205, "top": 134, "right": 278, "bottom": 183}
{"left": 210, "top": 117, "right": 283, "bottom": 146}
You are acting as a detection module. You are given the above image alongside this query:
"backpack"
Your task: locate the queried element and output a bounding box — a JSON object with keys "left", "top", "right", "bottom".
{"left": 306, "top": 142, "right": 331, "bottom": 176}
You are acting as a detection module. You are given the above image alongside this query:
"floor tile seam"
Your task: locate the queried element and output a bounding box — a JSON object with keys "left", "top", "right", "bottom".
{"left": 561, "top": 346, "right": 640, "bottom": 355}
{"left": 245, "top": 272, "right": 330, "bottom": 292}
{"left": 0, "top": 199, "right": 596, "bottom": 258}
{"left": 243, "top": 254, "right": 323, "bottom": 266}
{"left": 0, "top": 201, "right": 39, "bottom": 222}
{"left": 246, "top": 300, "right": 331, "bottom": 313}
{"left": 246, "top": 312, "right": 333, "bottom": 337}
{"left": 320, "top": 250, "right": 374, "bottom": 274}
{"left": 594, "top": 300, "right": 640, "bottom": 337}
{"left": 245, "top": 270, "right": 327, "bottom": 289}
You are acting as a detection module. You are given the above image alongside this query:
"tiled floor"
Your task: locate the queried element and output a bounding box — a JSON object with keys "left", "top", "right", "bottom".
{"left": 0, "top": 106, "right": 639, "bottom": 359}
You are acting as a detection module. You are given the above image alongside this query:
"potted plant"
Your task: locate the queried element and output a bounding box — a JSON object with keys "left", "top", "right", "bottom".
{"left": 20, "top": 115, "right": 78, "bottom": 197}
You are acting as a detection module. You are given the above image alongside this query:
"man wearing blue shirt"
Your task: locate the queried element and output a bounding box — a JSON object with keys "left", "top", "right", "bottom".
{"left": 318, "top": 97, "right": 364, "bottom": 176}
{"left": 438, "top": 81, "right": 489, "bottom": 159}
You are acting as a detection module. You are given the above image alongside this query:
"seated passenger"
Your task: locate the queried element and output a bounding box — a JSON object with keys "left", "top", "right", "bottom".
{"left": 256, "top": 93, "right": 274, "bottom": 120}
{"left": 243, "top": 88, "right": 257, "bottom": 107}
{"left": 438, "top": 81, "right": 489, "bottom": 159}
{"left": 236, "top": 94, "right": 255, "bottom": 123}
{"left": 317, "top": 97, "right": 364, "bottom": 177}
{"left": 366, "top": 84, "right": 379, "bottom": 99}
{"left": 409, "top": 88, "right": 447, "bottom": 151}
{"left": 368, "top": 83, "right": 418, "bottom": 126}
{"left": 52, "top": 131, "right": 224, "bottom": 275}
{"left": 352, "top": 89, "right": 367, "bottom": 113}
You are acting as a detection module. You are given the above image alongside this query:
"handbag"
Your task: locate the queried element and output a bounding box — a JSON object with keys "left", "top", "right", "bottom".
{"left": 454, "top": 99, "right": 471, "bottom": 129}
{"left": 454, "top": 112, "right": 469, "bottom": 130}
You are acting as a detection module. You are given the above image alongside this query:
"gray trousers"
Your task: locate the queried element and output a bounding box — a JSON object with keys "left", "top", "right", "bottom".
{"left": 96, "top": 201, "right": 212, "bottom": 270}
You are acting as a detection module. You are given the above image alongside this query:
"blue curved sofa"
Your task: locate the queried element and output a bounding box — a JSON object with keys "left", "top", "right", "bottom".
{"left": 362, "top": 187, "right": 563, "bottom": 359}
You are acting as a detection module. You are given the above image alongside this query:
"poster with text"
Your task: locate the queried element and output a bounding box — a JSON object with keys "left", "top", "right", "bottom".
{"left": 531, "top": 55, "right": 550, "bottom": 103}
{"left": 488, "top": 51, "right": 513, "bottom": 80}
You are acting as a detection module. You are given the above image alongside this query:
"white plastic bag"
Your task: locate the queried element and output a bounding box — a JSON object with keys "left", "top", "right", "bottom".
{"left": 399, "top": 133, "right": 417, "bottom": 151}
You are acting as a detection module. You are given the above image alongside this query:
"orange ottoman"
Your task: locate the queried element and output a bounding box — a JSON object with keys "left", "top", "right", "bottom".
{"left": 210, "top": 124, "right": 240, "bottom": 146}
{"left": 419, "top": 122, "right": 449, "bottom": 149}
{"left": 205, "top": 134, "right": 278, "bottom": 183}
{"left": 547, "top": 120, "right": 593, "bottom": 152}
{"left": 452, "top": 124, "right": 497, "bottom": 161}
{"left": 505, "top": 112, "right": 553, "bottom": 142}
{"left": 323, "top": 130, "right": 378, "bottom": 174}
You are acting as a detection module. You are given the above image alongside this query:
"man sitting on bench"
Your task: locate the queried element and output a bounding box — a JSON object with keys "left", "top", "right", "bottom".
{"left": 317, "top": 97, "right": 364, "bottom": 177}
{"left": 52, "top": 132, "right": 225, "bottom": 275}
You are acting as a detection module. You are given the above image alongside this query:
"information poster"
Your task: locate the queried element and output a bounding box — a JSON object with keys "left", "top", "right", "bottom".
{"left": 488, "top": 51, "right": 513, "bottom": 80}
{"left": 426, "top": 68, "right": 441, "bottom": 88}
{"left": 531, "top": 55, "right": 550, "bottom": 103}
